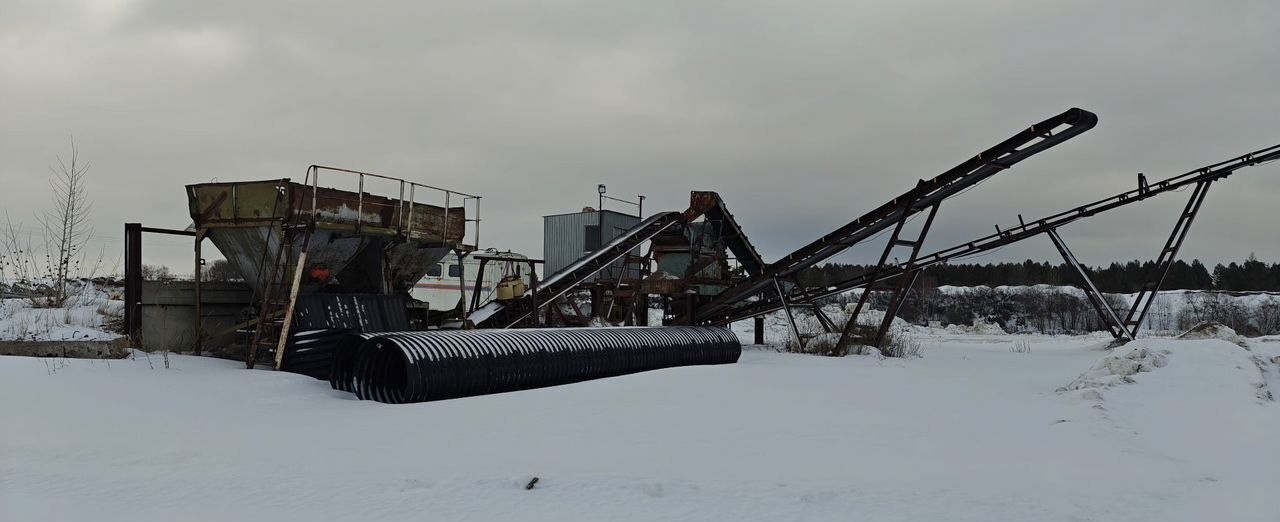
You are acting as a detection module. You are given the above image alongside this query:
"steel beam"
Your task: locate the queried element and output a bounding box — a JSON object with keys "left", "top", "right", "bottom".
{"left": 774, "top": 278, "right": 803, "bottom": 350}
{"left": 1046, "top": 228, "right": 1131, "bottom": 340}
{"left": 835, "top": 201, "right": 939, "bottom": 351}
{"left": 1121, "top": 180, "right": 1213, "bottom": 337}
{"left": 124, "top": 223, "right": 143, "bottom": 347}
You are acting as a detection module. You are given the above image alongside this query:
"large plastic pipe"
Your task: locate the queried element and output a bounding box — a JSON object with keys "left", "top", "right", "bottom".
{"left": 329, "top": 326, "right": 741, "bottom": 404}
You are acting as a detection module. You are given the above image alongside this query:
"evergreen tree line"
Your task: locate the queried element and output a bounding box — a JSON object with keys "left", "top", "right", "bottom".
{"left": 797, "top": 254, "right": 1280, "bottom": 293}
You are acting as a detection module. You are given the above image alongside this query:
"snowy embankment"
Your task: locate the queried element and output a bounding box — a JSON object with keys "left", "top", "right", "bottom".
{"left": 931, "top": 284, "right": 1280, "bottom": 335}
{"left": 3, "top": 332, "right": 1278, "bottom": 521}
{"left": 0, "top": 284, "right": 123, "bottom": 341}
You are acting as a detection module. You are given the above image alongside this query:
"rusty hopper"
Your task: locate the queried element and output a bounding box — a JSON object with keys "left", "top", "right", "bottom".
{"left": 187, "top": 168, "right": 474, "bottom": 297}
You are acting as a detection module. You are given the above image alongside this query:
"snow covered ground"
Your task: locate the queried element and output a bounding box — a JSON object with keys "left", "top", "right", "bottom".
{"left": 0, "top": 283, "right": 123, "bottom": 341}
{"left": 3, "top": 330, "right": 1277, "bottom": 521}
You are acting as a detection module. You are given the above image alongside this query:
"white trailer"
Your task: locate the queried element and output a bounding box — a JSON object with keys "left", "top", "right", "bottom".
{"left": 411, "top": 249, "right": 532, "bottom": 312}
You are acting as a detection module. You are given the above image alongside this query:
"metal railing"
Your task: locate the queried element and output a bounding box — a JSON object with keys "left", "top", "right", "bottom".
{"left": 302, "top": 165, "right": 481, "bottom": 247}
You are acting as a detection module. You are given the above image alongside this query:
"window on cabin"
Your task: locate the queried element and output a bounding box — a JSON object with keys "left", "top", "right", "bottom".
{"left": 426, "top": 264, "right": 442, "bottom": 277}
{"left": 448, "top": 264, "right": 462, "bottom": 278}
{"left": 584, "top": 225, "right": 601, "bottom": 252}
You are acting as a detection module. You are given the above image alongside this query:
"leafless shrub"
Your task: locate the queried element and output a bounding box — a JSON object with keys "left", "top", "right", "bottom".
{"left": 880, "top": 328, "right": 922, "bottom": 358}
{"left": 792, "top": 332, "right": 850, "bottom": 357}
{"left": 141, "top": 264, "right": 174, "bottom": 281}
{"left": 203, "top": 259, "right": 243, "bottom": 282}
{"left": 1011, "top": 339, "right": 1032, "bottom": 353}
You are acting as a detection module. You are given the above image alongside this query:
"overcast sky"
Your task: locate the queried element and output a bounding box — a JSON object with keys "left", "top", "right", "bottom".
{"left": 3, "top": 0, "right": 1278, "bottom": 275}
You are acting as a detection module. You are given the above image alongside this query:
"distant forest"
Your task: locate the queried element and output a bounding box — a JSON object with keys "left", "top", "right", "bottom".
{"left": 798, "top": 254, "right": 1280, "bottom": 293}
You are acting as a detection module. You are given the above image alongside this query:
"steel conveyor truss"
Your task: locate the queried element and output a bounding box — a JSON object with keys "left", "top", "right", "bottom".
{"left": 709, "top": 143, "right": 1280, "bottom": 338}
{"left": 831, "top": 199, "right": 940, "bottom": 350}
{"left": 681, "top": 107, "right": 1099, "bottom": 330}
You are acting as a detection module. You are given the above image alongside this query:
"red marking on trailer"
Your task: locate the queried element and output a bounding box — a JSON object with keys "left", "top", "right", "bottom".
{"left": 415, "top": 283, "right": 492, "bottom": 291}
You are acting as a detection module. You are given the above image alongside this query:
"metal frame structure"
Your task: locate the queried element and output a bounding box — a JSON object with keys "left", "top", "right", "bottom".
{"left": 245, "top": 165, "right": 484, "bottom": 369}
{"left": 303, "top": 165, "right": 482, "bottom": 246}
{"left": 470, "top": 211, "right": 686, "bottom": 328}
{"left": 678, "top": 108, "right": 1099, "bottom": 338}
{"left": 1118, "top": 179, "right": 1214, "bottom": 337}
{"left": 683, "top": 191, "right": 767, "bottom": 278}
{"left": 704, "top": 143, "right": 1280, "bottom": 340}
{"left": 1046, "top": 228, "right": 1130, "bottom": 340}
{"left": 833, "top": 197, "right": 940, "bottom": 350}
{"left": 122, "top": 223, "right": 201, "bottom": 353}
{"left": 468, "top": 254, "right": 545, "bottom": 319}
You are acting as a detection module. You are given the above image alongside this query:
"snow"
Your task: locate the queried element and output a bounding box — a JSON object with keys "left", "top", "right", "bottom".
{"left": 0, "top": 284, "right": 123, "bottom": 341}
{"left": 934, "top": 284, "right": 1280, "bottom": 335}
{"left": 3, "top": 332, "right": 1279, "bottom": 521}
{"left": 942, "top": 317, "right": 1008, "bottom": 335}
{"left": 1058, "top": 342, "right": 1170, "bottom": 391}
{"left": 1177, "top": 321, "right": 1249, "bottom": 347}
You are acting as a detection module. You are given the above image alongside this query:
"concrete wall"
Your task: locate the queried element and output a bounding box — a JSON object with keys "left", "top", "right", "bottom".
{"left": 139, "top": 280, "right": 253, "bottom": 354}
{"left": 0, "top": 338, "right": 130, "bottom": 358}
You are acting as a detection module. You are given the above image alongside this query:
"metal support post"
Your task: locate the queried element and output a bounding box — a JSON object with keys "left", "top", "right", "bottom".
{"left": 124, "top": 223, "right": 143, "bottom": 347}
{"left": 774, "top": 278, "right": 803, "bottom": 351}
{"left": 471, "top": 257, "right": 491, "bottom": 312}
{"left": 873, "top": 269, "right": 920, "bottom": 346}
{"left": 836, "top": 201, "right": 939, "bottom": 350}
{"left": 1046, "top": 228, "right": 1130, "bottom": 340}
{"left": 193, "top": 230, "right": 205, "bottom": 355}
{"left": 1122, "top": 180, "right": 1213, "bottom": 337}
{"left": 455, "top": 248, "right": 469, "bottom": 316}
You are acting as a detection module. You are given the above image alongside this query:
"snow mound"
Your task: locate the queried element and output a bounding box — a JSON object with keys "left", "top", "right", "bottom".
{"left": 942, "top": 318, "right": 1007, "bottom": 336}
{"left": 1178, "top": 321, "right": 1248, "bottom": 348}
{"left": 841, "top": 306, "right": 915, "bottom": 332}
{"left": 1058, "top": 343, "right": 1170, "bottom": 392}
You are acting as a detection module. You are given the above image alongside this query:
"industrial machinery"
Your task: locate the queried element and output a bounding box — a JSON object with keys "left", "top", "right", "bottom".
{"left": 467, "top": 189, "right": 769, "bottom": 329}
{"left": 185, "top": 165, "right": 479, "bottom": 369}
{"left": 675, "top": 108, "right": 1098, "bottom": 342}
{"left": 145, "top": 104, "right": 1279, "bottom": 404}
{"left": 706, "top": 142, "right": 1280, "bottom": 347}
{"left": 465, "top": 108, "right": 1097, "bottom": 338}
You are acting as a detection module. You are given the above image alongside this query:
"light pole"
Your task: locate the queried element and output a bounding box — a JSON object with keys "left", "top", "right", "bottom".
{"left": 597, "top": 185, "right": 645, "bottom": 219}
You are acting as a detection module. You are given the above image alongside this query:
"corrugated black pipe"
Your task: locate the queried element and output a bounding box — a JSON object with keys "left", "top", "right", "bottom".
{"left": 329, "top": 326, "right": 741, "bottom": 403}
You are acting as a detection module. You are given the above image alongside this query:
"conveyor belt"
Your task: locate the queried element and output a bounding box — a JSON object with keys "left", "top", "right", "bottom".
{"left": 469, "top": 211, "right": 685, "bottom": 328}
{"left": 704, "top": 142, "right": 1280, "bottom": 325}
{"left": 684, "top": 107, "right": 1099, "bottom": 324}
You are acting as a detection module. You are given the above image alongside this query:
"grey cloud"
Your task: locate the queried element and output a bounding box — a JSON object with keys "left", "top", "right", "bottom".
{"left": 2, "top": 0, "right": 1277, "bottom": 274}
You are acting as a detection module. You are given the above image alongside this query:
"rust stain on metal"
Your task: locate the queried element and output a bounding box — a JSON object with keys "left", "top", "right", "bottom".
{"left": 186, "top": 179, "right": 465, "bottom": 243}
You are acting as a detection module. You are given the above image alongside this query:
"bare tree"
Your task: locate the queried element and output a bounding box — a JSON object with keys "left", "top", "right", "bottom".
{"left": 203, "top": 259, "right": 243, "bottom": 282}
{"left": 39, "top": 139, "right": 94, "bottom": 306}
{"left": 141, "top": 264, "right": 174, "bottom": 281}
